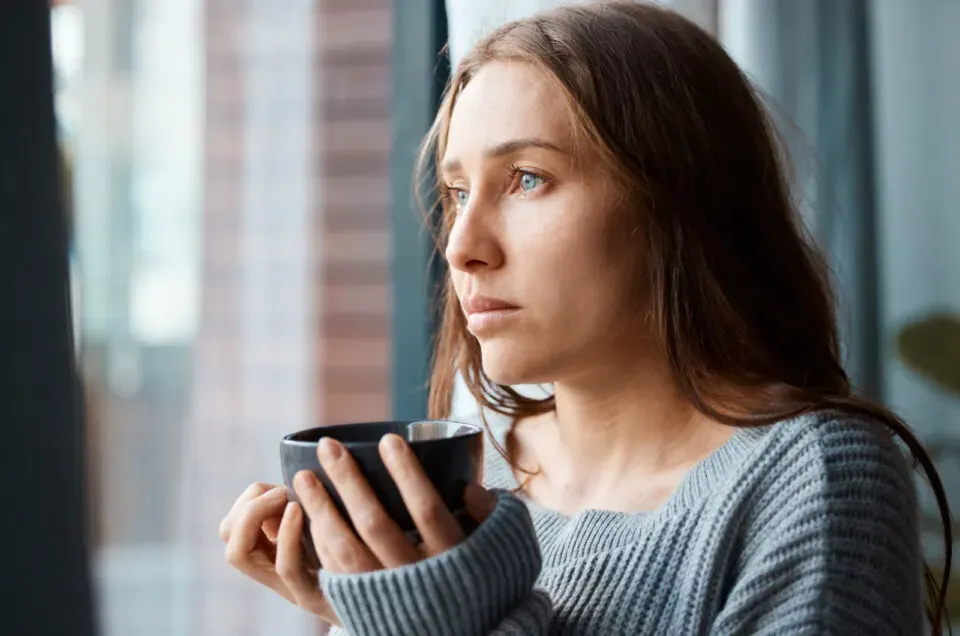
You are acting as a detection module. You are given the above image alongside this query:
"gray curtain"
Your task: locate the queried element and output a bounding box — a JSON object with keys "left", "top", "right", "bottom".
{"left": 723, "top": 0, "right": 881, "bottom": 399}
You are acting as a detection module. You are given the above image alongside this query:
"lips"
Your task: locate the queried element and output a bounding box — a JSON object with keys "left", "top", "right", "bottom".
{"left": 462, "top": 295, "right": 520, "bottom": 315}
{"left": 461, "top": 295, "right": 521, "bottom": 335}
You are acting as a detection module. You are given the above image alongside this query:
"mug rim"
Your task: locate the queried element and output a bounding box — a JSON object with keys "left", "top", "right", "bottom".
{"left": 281, "top": 419, "right": 484, "bottom": 449}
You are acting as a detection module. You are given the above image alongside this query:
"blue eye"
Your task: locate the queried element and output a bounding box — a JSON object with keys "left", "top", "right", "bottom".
{"left": 456, "top": 189, "right": 469, "bottom": 207}
{"left": 519, "top": 172, "right": 543, "bottom": 192}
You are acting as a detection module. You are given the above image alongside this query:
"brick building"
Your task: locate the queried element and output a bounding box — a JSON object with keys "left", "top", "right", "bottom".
{"left": 70, "top": 0, "right": 400, "bottom": 634}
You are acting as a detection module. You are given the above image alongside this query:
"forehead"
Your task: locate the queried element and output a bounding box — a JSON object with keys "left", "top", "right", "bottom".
{"left": 444, "top": 61, "right": 574, "bottom": 159}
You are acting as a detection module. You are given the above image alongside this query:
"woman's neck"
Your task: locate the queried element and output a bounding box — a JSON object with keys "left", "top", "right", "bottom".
{"left": 513, "top": 355, "right": 734, "bottom": 513}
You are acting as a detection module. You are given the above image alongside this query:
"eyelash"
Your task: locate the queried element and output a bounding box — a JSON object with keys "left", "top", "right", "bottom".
{"left": 438, "top": 184, "right": 465, "bottom": 215}
{"left": 441, "top": 165, "right": 549, "bottom": 210}
{"left": 506, "top": 164, "right": 544, "bottom": 185}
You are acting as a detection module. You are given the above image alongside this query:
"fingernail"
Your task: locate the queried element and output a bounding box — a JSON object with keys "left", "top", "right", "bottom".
{"left": 295, "top": 470, "right": 317, "bottom": 489}
{"left": 381, "top": 434, "right": 404, "bottom": 457}
{"left": 318, "top": 437, "right": 341, "bottom": 463}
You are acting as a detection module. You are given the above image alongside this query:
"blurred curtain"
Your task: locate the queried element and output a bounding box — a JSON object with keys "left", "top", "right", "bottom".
{"left": 179, "top": 1, "right": 319, "bottom": 635}
{"left": 391, "top": 0, "right": 449, "bottom": 420}
{"left": 0, "top": 3, "right": 96, "bottom": 635}
{"left": 868, "top": 0, "right": 960, "bottom": 573}
{"left": 721, "top": 0, "right": 881, "bottom": 399}
{"left": 868, "top": 0, "right": 960, "bottom": 447}
{"left": 446, "top": 0, "right": 590, "bottom": 69}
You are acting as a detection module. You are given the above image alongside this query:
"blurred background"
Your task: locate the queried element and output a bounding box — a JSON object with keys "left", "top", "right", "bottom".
{"left": 11, "top": 0, "right": 957, "bottom": 634}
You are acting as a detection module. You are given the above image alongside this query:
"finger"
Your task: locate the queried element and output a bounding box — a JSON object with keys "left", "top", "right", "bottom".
{"left": 262, "top": 516, "right": 282, "bottom": 543}
{"left": 318, "top": 437, "right": 421, "bottom": 568}
{"left": 380, "top": 434, "right": 463, "bottom": 555}
{"left": 224, "top": 486, "right": 288, "bottom": 567}
{"left": 228, "top": 546, "right": 289, "bottom": 597}
{"left": 464, "top": 483, "right": 498, "bottom": 523}
{"left": 276, "top": 502, "right": 330, "bottom": 615}
{"left": 219, "top": 481, "right": 278, "bottom": 541}
{"left": 293, "top": 469, "right": 381, "bottom": 574}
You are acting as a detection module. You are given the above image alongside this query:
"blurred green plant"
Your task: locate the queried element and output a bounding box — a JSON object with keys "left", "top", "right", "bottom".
{"left": 896, "top": 312, "right": 960, "bottom": 396}
{"left": 895, "top": 311, "right": 960, "bottom": 623}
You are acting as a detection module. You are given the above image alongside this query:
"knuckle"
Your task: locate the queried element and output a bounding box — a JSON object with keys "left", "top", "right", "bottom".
{"left": 330, "top": 536, "right": 358, "bottom": 569}
{"left": 238, "top": 500, "right": 257, "bottom": 522}
{"left": 355, "top": 510, "right": 389, "bottom": 538}
{"left": 417, "top": 500, "right": 446, "bottom": 526}
{"left": 234, "top": 502, "right": 265, "bottom": 534}
{"left": 307, "top": 490, "right": 334, "bottom": 518}
{"left": 245, "top": 481, "right": 272, "bottom": 498}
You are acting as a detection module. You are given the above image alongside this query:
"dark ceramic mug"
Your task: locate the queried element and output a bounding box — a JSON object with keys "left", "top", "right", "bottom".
{"left": 279, "top": 419, "right": 484, "bottom": 565}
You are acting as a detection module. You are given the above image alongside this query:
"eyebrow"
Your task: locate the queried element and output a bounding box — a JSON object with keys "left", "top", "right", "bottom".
{"left": 440, "top": 137, "right": 566, "bottom": 176}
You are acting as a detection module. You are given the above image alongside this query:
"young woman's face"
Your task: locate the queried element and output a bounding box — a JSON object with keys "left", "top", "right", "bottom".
{"left": 442, "top": 61, "right": 645, "bottom": 386}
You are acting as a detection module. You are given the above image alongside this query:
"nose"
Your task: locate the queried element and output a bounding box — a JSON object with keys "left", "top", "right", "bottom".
{"left": 444, "top": 205, "right": 504, "bottom": 274}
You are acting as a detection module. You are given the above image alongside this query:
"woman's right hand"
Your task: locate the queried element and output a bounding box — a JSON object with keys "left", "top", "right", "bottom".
{"left": 219, "top": 482, "right": 341, "bottom": 627}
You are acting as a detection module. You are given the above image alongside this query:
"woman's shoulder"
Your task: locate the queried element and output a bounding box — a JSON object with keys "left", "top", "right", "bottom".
{"left": 763, "top": 409, "right": 915, "bottom": 482}
{"left": 714, "top": 411, "right": 924, "bottom": 636}
{"left": 735, "top": 409, "right": 919, "bottom": 526}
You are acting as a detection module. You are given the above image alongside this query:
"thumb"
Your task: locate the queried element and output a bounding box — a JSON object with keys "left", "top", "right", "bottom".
{"left": 464, "top": 483, "right": 497, "bottom": 522}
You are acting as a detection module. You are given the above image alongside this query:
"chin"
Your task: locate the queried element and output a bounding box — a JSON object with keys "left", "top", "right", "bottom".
{"left": 477, "top": 338, "right": 554, "bottom": 386}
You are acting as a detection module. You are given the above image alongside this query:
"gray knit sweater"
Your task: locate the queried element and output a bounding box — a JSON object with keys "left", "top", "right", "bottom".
{"left": 321, "top": 412, "right": 923, "bottom": 635}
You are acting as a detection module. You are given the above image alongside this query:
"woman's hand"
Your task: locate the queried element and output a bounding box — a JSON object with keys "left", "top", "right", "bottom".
{"left": 219, "top": 481, "right": 341, "bottom": 626}
{"left": 293, "top": 433, "right": 497, "bottom": 575}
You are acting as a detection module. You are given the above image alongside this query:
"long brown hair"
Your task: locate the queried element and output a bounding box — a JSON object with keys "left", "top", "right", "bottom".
{"left": 418, "top": 2, "right": 952, "bottom": 630}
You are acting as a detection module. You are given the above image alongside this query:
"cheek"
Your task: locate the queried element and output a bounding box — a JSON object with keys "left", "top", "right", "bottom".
{"left": 533, "top": 217, "right": 643, "bottom": 329}
{"left": 506, "top": 186, "right": 643, "bottom": 317}
{"left": 533, "top": 219, "right": 620, "bottom": 292}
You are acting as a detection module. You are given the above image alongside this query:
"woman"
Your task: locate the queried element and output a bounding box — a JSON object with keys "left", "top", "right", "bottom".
{"left": 219, "top": 3, "right": 952, "bottom": 634}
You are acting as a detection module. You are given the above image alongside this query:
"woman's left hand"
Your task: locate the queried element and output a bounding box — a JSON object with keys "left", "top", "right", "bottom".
{"left": 292, "top": 433, "right": 496, "bottom": 574}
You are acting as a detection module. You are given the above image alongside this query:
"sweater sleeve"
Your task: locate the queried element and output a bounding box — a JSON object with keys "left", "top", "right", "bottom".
{"left": 320, "top": 491, "right": 554, "bottom": 636}
{"left": 709, "top": 421, "right": 924, "bottom": 636}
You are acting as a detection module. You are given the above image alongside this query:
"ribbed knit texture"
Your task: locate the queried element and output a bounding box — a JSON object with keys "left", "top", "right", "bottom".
{"left": 321, "top": 412, "right": 923, "bottom": 635}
